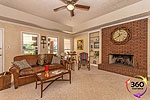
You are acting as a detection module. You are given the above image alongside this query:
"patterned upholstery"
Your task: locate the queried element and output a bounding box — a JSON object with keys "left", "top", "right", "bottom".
{"left": 12, "top": 59, "right": 31, "bottom": 70}
{"left": 37, "top": 54, "right": 47, "bottom": 66}
{"left": 79, "top": 53, "right": 89, "bottom": 64}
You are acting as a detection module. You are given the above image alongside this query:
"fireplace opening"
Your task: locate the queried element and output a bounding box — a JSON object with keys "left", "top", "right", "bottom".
{"left": 109, "top": 54, "right": 134, "bottom": 66}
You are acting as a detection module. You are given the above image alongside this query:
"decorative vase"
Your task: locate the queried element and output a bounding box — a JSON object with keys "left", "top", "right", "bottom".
{"left": 45, "top": 71, "right": 50, "bottom": 78}
{"left": 45, "top": 65, "right": 50, "bottom": 77}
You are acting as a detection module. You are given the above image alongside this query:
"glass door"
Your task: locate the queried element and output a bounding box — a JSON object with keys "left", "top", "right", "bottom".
{"left": 47, "top": 36, "right": 58, "bottom": 54}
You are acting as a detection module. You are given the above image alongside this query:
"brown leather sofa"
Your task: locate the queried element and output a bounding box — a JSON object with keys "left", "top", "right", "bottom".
{"left": 9, "top": 54, "right": 66, "bottom": 89}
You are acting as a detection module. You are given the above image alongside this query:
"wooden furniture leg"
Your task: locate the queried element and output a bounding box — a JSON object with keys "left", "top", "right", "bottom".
{"left": 69, "top": 64, "right": 71, "bottom": 70}
{"left": 78, "top": 64, "right": 81, "bottom": 70}
{"left": 69, "top": 71, "right": 71, "bottom": 84}
{"left": 71, "top": 63, "right": 75, "bottom": 71}
{"left": 41, "top": 81, "right": 43, "bottom": 98}
{"left": 35, "top": 78, "right": 37, "bottom": 89}
{"left": 88, "top": 65, "right": 90, "bottom": 71}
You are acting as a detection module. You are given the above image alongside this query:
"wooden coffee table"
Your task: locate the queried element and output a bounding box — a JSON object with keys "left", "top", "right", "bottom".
{"left": 35, "top": 69, "right": 71, "bottom": 98}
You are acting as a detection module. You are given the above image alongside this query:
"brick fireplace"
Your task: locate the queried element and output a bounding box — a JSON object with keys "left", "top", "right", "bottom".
{"left": 98, "top": 19, "right": 148, "bottom": 77}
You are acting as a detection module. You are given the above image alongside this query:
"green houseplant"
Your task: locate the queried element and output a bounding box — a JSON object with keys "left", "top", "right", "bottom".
{"left": 94, "top": 51, "right": 99, "bottom": 58}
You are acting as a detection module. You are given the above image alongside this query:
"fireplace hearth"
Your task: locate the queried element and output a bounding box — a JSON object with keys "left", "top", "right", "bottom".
{"left": 109, "top": 54, "right": 134, "bottom": 66}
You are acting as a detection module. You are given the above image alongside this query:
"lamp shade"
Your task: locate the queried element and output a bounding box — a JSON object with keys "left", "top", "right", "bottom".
{"left": 61, "top": 52, "right": 66, "bottom": 56}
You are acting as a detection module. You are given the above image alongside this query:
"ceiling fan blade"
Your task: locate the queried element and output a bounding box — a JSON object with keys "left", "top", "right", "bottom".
{"left": 53, "top": 6, "right": 66, "bottom": 12}
{"left": 75, "top": 4, "right": 90, "bottom": 10}
{"left": 70, "top": 10, "right": 74, "bottom": 17}
{"left": 72, "top": 0, "right": 79, "bottom": 3}
{"left": 60, "top": 0, "right": 67, "bottom": 4}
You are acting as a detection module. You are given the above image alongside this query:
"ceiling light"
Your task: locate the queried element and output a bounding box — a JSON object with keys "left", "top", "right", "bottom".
{"left": 67, "top": 4, "right": 74, "bottom": 10}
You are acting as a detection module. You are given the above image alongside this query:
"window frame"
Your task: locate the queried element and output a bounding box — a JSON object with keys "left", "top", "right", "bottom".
{"left": 64, "top": 38, "right": 72, "bottom": 53}
{"left": 21, "top": 31, "right": 40, "bottom": 55}
{"left": 47, "top": 35, "right": 59, "bottom": 55}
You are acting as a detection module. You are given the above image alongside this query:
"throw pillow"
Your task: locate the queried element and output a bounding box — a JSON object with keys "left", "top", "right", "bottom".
{"left": 51, "top": 56, "right": 61, "bottom": 64}
{"left": 37, "top": 54, "right": 46, "bottom": 66}
{"left": 44, "top": 54, "right": 50, "bottom": 64}
{"left": 12, "top": 59, "right": 31, "bottom": 70}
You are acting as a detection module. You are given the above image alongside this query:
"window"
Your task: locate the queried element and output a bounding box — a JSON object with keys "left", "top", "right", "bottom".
{"left": 22, "top": 32, "right": 39, "bottom": 55}
{"left": 64, "top": 39, "right": 72, "bottom": 53}
{"left": 47, "top": 36, "right": 58, "bottom": 54}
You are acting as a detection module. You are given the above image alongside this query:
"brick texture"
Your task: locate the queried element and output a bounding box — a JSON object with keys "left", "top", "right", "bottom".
{"left": 98, "top": 19, "right": 148, "bottom": 77}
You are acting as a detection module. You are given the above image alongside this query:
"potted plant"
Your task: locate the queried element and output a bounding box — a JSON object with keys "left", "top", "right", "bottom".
{"left": 94, "top": 51, "right": 99, "bottom": 59}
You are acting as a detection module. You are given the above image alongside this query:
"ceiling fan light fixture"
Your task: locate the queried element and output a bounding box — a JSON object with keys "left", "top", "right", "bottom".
{"left": 67, "top": 4, "right": 75, "bottom": 10}
{"left": 54, "top": 0, "right": 90, "bottom": 16}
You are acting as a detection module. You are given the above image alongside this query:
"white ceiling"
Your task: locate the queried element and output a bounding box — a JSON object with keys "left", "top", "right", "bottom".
{"left": 0, "top": 0, "right": 142, "bottom": 27}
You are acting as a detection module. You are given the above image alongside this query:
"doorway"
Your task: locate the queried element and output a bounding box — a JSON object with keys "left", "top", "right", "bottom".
{"left": 88, "top": 31, "right": 100, "bottom": 66}
{"left": 0, "top": 29, "right": 4, "bottom": 73}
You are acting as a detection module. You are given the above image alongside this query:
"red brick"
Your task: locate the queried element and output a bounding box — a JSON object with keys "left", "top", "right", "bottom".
{"left": 98, "top": 19, "right": 148, "bottom": 78}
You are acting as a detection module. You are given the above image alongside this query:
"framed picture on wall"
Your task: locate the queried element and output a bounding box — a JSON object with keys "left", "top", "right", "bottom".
{"left": 94, "top": 42, "right": 99, "bottom": 48}
{"left": 77, "top": 40, "right": 84, "bottom": 50}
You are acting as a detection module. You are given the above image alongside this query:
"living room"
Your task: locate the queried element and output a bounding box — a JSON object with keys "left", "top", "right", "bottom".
{"left": 0, "top": 0, "right": 150, "bottom": 100}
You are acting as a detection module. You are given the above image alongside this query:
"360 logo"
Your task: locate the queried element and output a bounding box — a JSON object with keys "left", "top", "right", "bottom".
{"left": 126, "top": 75, "right": 147, "bottom": 98}
{"left": 131, "top": 81, "right": 144, "bottom": 88}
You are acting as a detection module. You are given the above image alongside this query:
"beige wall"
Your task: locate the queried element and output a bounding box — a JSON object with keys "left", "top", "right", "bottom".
{"left": 0, "top": 22, "right": 73, "bottom": 71}
{"left": 73, "top": 33, "right": 88, "bottom": 56}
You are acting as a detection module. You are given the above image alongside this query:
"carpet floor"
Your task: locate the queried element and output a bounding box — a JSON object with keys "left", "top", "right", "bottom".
{"left": 0, "top": 66, "right": 150, "bottom": 100}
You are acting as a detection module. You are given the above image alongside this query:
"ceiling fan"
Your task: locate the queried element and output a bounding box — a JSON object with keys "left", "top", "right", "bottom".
{"left": 53, "top": 0, "right": 90, "bottom": 17}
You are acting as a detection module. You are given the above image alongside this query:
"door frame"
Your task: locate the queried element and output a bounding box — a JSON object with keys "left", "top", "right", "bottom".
{"left": 0, "top": 28, "right": 4, "bottom": 72}
{"left": 47, "top": 35, "right": 59, "bottom": 55}
{"left": 88, "top": 29, "right": 100, "bottom": 66}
